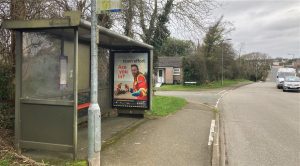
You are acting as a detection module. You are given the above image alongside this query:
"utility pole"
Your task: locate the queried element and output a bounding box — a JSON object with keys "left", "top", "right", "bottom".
{"left": 88, "top": 0, "right": 101, "bottom": 165}
{"left": 238, "top": 43, "right": 244, "bottom": 68}
{"left": 221, "top": 38, "right": 232, "bottom": 86}
{"left": 254, "top": 53, "right": 257, "bottom": 82}
{"left": 221, "top": 44, "right": 224, "bottom": 86}
{"left": 255, "top": 63, "right": 258, "bottom": 82}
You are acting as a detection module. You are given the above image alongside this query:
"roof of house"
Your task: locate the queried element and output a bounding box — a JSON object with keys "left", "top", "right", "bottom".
{"left": 157, "top": 56, "right": 183, "bottom": 68}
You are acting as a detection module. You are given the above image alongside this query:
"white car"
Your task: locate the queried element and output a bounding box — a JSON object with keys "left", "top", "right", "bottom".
{"left": 276, "top": 68, "right": 296, "bottom": 89}
{"left": 282, "top": 76, "right": 300, "bottom": 92}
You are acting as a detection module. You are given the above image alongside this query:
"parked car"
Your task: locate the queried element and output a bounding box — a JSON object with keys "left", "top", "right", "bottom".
{"left": 276, "top": 68, "right": 296, "bottom": 89}
{"left": 282, "top": 76, "right": 300, "bottom": 92}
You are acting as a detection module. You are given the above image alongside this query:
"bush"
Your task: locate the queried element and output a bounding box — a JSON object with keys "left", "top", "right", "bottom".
{"left": 0, "top": 65, "right": 14, "bottom": 129}
{"left": 183, "top": 55, "right": 207, "bottom": 84}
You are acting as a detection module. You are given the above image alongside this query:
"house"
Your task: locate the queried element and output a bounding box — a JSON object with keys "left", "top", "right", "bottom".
{"left": 155, "top": 56, "right": 183, "bottom": 84}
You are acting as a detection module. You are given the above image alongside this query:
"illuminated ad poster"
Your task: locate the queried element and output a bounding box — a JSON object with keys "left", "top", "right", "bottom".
{"left": 112, "top": 52, "right": 149, "bottom": 109}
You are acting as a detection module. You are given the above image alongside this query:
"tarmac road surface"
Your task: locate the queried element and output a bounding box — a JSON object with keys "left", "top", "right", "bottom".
{"left": 220, "top": 67, "right": 300, "bottom": 166}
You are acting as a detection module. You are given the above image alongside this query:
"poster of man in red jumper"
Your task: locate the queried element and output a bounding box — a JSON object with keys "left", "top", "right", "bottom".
{"left": 113, "top": 52, "right": 149, "bottom": 108}
{"left": 130, "top": 64, "right": 148, "bottom": 100}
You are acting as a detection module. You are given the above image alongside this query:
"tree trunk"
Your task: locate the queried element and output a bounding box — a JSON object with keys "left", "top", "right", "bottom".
{"left": 10, "top": 0, "right": 26, "bottom": 66}
{"left": 124, "top": 0, "right": 134, "bottom": 37}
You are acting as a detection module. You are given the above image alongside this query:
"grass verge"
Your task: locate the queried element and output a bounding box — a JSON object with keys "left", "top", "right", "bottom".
{"left": 148, "top": 95, "right": 187, "bottom": 117}
{"left": 0, "top": 156, "right": 11, "bottom": 166}
{"left": 158, "top": 79, "right": 252, "bottom": 91}
{"left": 64, "top": 160, "right": 87, "bottom": 166}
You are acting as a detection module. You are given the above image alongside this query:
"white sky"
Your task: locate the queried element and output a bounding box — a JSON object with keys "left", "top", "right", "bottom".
{"left": 171, "top": 0, "right": 300, "bottom": 58}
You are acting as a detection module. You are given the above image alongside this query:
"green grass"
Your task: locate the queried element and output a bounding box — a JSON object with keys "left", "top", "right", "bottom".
{"left": 149, "top": 95, "right": 187, "bottom": 116}
{"left": 65, "top": 160, "right": 87, "bottom": 166}
{"left": 43, "top": 160, "right": 87, "bottom": 166}
{"left": 0, "top": 155, "right": 12, "bottom": 166}
{"left": 0, "top": 159, "right": 10, "bottom": 166}
{"left": 41, "top": 159, "right": 88, "bottom": 166}
{"left": 158, "top": 79, "right": 252, "bottom": 91}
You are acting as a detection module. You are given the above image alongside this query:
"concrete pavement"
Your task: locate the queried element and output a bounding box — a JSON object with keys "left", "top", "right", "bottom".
{"left": 220, "top": 69, "right": 300, "bottom": 166}
{"left": 101, "top": 103, "right": 213, "bottom": 166}
{"left": 101, "top": 86, "right": 248, "bottom": 165}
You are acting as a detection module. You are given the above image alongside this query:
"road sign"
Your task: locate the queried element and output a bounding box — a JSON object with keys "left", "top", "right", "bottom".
{"left": 97, "top": 0, "right": 121, "bottom": 13}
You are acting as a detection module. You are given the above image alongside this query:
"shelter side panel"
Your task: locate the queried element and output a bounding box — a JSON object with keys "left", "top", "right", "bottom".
{"left": 20, "top": 103, "right": 74, "bottom": 146}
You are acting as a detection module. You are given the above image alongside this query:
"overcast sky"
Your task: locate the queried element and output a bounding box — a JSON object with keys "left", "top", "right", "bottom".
{"left": 171, "top": 0, "right": 300, "bottom": 58}
{"left": 212, "top": 0, "right": 300, "bottom": 58}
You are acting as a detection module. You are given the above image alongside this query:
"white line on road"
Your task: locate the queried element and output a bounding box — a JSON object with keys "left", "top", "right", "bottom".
{"left": 208, "top": 120, "right": 216, "bottom": 146}
{"left": 215, "top": 90, "right": 230, "bottom": 108}
{"left": 209, "top": 89, "right": 231, "bottom": 146}
{"left": 217, "top": 90, "right": 226, "bottom": 95}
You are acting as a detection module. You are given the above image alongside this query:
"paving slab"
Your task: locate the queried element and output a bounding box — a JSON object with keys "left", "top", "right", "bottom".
{"left": 101, "top": 102, "right": 213, "bottom": 166}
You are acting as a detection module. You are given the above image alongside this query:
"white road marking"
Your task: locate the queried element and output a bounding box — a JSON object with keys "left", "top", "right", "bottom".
{"left": 208, "top": 120, "right": 216, "bottom": 146}
{"left": 217, "top": 90, "right": 226, "bottom": 95}
{"left": 215, "top": 90, "right": 231, "bottom": 108}
{"left": 208, "top": 89, "right": 232, "bottom": 146}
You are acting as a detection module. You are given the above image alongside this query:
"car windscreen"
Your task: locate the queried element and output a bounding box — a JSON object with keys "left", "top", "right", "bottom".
{"left": 285, "top": 76, "right": 300, "bottom": 82}
{"left": 278, "top": 72, "right": 295, "bottom": 78}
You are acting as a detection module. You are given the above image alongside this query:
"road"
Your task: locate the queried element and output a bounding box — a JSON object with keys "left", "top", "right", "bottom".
{"left": 220, "top": 67, "right": 300, "bottom": 166}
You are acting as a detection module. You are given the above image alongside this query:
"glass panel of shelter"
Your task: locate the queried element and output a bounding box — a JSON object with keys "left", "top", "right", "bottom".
{"left": 22, "top": 29, "right": 75, "bottom": 101}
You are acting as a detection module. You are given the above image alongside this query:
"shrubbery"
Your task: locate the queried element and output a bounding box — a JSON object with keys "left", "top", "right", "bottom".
{"left": 0, "top": 66, "right": 14, "bottom": 129}
{"left": 182, "top": 17, "right": 271, "bottom": 84}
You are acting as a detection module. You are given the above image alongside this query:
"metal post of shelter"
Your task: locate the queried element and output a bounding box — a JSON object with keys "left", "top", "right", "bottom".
{"left": 149, "top": 50, "right": 154, "bottom": 110}
{"left": 73, "top": 28, "right": 79, "bottom": 160}
{"left": 88, "top": 0, "right": 101, "bottom": 165}
{"left": 15, "top": 31, "right": 22, "bottom": 153}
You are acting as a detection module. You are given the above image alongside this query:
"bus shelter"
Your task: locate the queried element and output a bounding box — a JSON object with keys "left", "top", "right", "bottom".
{"left": 1, "top": 11, "right": 153, "bottom": 159}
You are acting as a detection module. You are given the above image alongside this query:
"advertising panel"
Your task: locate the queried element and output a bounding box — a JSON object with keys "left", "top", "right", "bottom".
{"left": 112, "top": 52, "right": 149, "bottom": 109}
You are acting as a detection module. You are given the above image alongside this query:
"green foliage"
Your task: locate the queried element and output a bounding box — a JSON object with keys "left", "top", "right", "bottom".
{"left": 65, "top": 160, "right": 87, "bottom": 166}
{"left": 151, "top": 0, "right": 174, "bottom": 49}
{"left": 151, "top": 0, "right": 174, "bottom": 65}
{"left": 203, "top": 17, "right": 225, "bottom": 59}
{"left": 150, "top": 95, "right": 187, "bottom": 116}
{"left": 158, "top": 37, "right": 195, "bottom": 57}
{"left": 0, "top": 66, "right": 14, "bottom": 129}
{"left": 0, "top": 102, "right": 14, "bottom": 129}
{"left": 0, "top": 159, "right": 11, "bottom": 166}
{"left": 0, "top": 154, "right": 13, "bottom": 166}
{"left": 182, "top": 16, "right": 270, "bottom": 84}
{"left": 0, "top": 66, "right": 14, "bottom": 101}
{"left": 183, "top": 16, "right": 230, "bottom": 83}
{"left": 203, "top": 16, "right": 230, "bottom": 81}
{"left": 183, "top": 54, "right": 207, "bottom": 84}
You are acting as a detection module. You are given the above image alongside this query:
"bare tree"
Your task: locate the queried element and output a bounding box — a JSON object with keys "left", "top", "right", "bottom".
{"left": 8, "top": 0, "right": 25, "bottom": 66}
{"left": 0, "top": 0, "right": 11, "bottom": 65}
{"left": 119, "top": 0, "right": 217, "bottom": 41}
{"left": 241, "top": 52, "right": 271, "bottom": 81}
{"left": 123, "top": 0, "right": 135, "bottom": 37}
